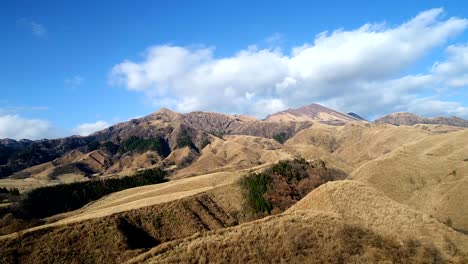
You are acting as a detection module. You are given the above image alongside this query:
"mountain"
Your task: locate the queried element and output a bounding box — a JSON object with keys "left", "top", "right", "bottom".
{"left": 265, "top": 104, "right": 364, "bottom": 124}
{"left": 375, "top": 112, "right": 468, "bottom": 127}
{"left": 0, "top": 108, "right": 311, "bottom": 181}
{"left": 347, "top": 112, "right": 367, "bottom": 121}
{"left": 1, "top": 103, "right": 365, "bottom": 180}
{"left": 1, "top": 106, "right": 468, "bottom": 263}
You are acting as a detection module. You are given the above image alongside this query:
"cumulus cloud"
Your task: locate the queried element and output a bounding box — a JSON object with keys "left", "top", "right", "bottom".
{"left": 0, "top": 115, "right": 54, "bottom": 140}
{"left": 17, "top": 18, "right": 47, "bottom": 37}
{"left": 110, "top": 8, "right": 468, "bottom": 119}
{"left": 406, "top": 98, "right": 468, "bottom": 117}
{"left": 72, "top": 121, "right": 110, "bottom": 136}
{"left": 432, "top": 44, "right": 468, "bottom": 87}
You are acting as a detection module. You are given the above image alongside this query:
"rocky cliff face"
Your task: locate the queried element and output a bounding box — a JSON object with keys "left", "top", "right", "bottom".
{"left": 374, "top": 112, "right": 468, "bottom": 127}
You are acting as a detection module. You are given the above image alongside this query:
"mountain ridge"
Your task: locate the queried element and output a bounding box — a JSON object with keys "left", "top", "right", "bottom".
{"left": 264, "top": 103, "right": 363, "bottom": 124}
{"left": 375, "top": 112, "right": 468, "bottom": 127}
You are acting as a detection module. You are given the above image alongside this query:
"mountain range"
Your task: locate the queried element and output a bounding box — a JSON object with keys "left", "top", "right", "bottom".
{"left": 1, "top": 104, "right": 468, "bottom": 181}
{"left": 0, "top": 103, "right": 468, "bottom": 263}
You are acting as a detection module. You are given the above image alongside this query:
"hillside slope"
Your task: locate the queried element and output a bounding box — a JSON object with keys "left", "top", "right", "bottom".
{"left": 133, "top": 181, "right": 468, "bottom": 263}
{"left": 351, "top": 129, "right": 468, "bottom": 232}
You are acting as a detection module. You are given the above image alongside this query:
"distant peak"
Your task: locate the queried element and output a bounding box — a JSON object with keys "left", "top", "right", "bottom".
{"left": 374, "top": 112, "right": 468, "bottom": 127}
{"left": 347, "top": 112, "right": 367, "bottom": 121}
{"left": 154, "top": 108, "right": 177, "bottom": 114}
{"left": 265, "top": 103, "right": 364, "bottom": 123}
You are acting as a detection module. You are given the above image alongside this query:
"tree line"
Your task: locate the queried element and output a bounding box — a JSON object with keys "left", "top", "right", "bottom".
{"left": 15, "top": 168, "right": 168, "bottom": 219}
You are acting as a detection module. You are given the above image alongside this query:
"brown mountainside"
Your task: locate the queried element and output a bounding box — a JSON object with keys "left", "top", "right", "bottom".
{"left": 265, "top": 103, "right": 364, "bottom": 124}
{"left": 375, "top": 112, "right": 468, "bottom": 127}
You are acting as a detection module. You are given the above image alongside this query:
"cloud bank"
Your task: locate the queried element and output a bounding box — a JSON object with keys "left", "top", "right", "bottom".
{"left": 0, "top": 110, "right": 109, "bottom": 140}
{"left": 111, "top": 8, "right": 468, "bottom": 119}
{"left": 0, "top": 115, "right": 54, "bottom": 140}
{"left": 71, "top": 121, "right": 110, "bottom": 136}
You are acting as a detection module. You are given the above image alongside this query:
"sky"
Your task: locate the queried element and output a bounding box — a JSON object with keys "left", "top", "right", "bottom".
{"left": 1, "top": 0, "right": 468, "bottom": 140}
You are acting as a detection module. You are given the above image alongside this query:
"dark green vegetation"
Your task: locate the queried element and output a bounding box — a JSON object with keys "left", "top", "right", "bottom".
{"left": 15, "top": 168, "right": 168, "bottom": 219}
{"left": 273, "top": 132, "right": 289, "bottom": 144}
{"left": 87, "top": 137, "right": 171, "bottom": 156}
{"left": 241, "top": 158, "right": 347, "bottom": 215}
{"left": 0, "top": 187, "right": 19, "bottom": 196}
{"left": 176, "top": 129, "right": 197, "bottom": 150}
{"left": 242, "top": 174, "right": 273, "bottom": 214}
{"left": 200, "top": 136, "right": 211, "bottom": 150}
{"left": 0, "top": 187, "right": 20, "bottom": 205}
{"left": 0, "top": 137, "right": 91, "bottom": 178}
{"left": 118, "top": 136, "right": 170, "bottom": 157}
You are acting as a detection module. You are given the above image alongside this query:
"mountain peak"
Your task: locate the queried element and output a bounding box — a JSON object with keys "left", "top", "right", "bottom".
{"left": 265, "top": 103, "right": 363, "bottom": 124}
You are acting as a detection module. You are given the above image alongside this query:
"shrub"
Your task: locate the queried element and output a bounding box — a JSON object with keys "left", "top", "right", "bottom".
{"left": 242, "top": 173, "right": 272, "bottom": 214}
{"left": 210, "top": 130, "right": 224, "bottom": 139}
{"left": 200, "top": 137, "right": 210, "bottom": 150}
{"left": 176, "top": 130, "right": 196, "bottom": 150}
{"left": 273, "top": 132, "right": 289, "bottom": 144}
{"left": 87, "top": 141, "right": 100, "bottom": 152}
{"left": 100, "top": 141, "right": 119, "bottom": 155}
{"left": 119, "top": 136, "right": 170, "bottom": 157}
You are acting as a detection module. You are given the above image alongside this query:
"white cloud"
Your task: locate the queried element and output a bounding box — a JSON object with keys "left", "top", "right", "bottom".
{"left": 18, "top": 18, "right": 47, "bottom": 37}
{"left": 406, "top": 98, "right": 468, "bottom": 117}
{"left": 110, "top": 8, "right": 468, "bottom": 119}
{"left": 65, "top": 76, "right": 84, "bottom": 88}
{"left": 0, "top": 115, "right": 54, "bottom": 140}
{"left": 432, "top": 44, "right": 468, "bottom": 87}
{"left": 72, "top": 121, "right": 110, "bottom": 136}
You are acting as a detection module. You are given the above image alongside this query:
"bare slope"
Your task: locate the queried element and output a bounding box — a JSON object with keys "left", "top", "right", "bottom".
{"left": 285, "top": 122, "right": 433, "bottom": 172}
{"left": 172, "top": 135, "right": 293, "bottom": 179}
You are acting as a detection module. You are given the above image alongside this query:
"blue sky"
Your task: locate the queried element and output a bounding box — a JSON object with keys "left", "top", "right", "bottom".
{"left": 1, "top": 0, "right": 468, "bottom": 139}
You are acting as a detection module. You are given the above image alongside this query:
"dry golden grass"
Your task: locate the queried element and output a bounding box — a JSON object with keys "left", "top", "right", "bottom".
{"left": 0, "top": 170, "right": 241, "bottom": 241}
{"left": 286, "top": 122, "right": 433, "bottom": 172}
{"left": 0, "top": 190, "right": 238, "bottom": 264}
{"left": 172, "top": 135, "right": 293, "bottom": 179}
{"left": 288, "top": 180, "right": 468, "bottom": 260}
{"left": 1, "top": 120, "right": 467, "bottom": 263}
{"left": 351, "top": 129, "right": 468, "bottom": 231}
{"left": 130, "top": 210, "right": 457, "bottom": 264}
{"left": 0, "top": 174, "right": 89, "bottom": 193}
{"left": 128, "top": 180, "right": 467, "bottom": 263}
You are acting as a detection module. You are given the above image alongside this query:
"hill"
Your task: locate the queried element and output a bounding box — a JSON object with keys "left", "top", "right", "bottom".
{"left": 131, "top": 181, "right": 468, "bottom": 263}
{"left": 375, "top": 112, "right": 468, "bottom": 127}
{"left": 265, "top": 104, "right": 364, "bottom": 124}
